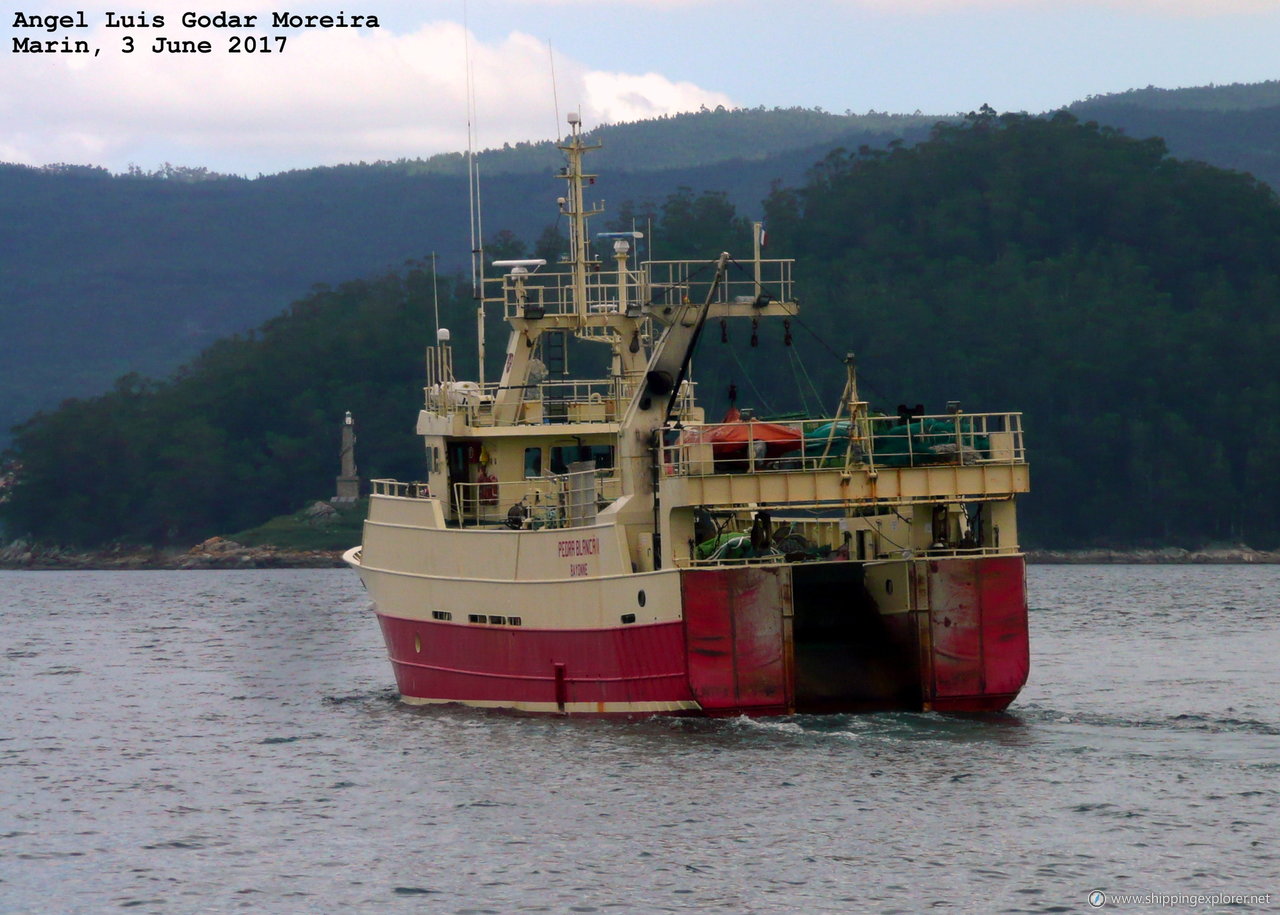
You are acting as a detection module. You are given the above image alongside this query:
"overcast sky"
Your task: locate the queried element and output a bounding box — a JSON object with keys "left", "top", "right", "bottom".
{"left": 4, "top": 0, "right": 1279, "bottom": 175}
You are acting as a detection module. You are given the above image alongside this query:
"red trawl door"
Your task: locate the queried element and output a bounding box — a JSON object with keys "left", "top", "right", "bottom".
{"left": 681, "top": 566, "right": 794, "bottom": 714}
{"left": 924, "top": 555, "right": 1029, "bottom": 711}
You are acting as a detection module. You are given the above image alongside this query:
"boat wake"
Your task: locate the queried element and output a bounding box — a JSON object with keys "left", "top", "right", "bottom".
{"left": 321, "top": 687, "right": 401, "bottom": 707}
{"left": 1017, "top": 704, "right": 1280, "bottom": 738}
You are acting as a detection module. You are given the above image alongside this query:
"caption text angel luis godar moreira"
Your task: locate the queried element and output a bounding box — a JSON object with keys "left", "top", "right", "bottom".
{"left": 12, "top": 10, "right": 380, "bottom": 55}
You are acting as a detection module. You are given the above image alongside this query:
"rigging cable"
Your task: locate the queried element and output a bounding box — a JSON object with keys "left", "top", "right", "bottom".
{"left": 723, "top": 335, "right": 776, "bottom": 415}
{"left": 793, "top": 335, "right": 824, "bottom": 409}
{"left": 786, "top": 344, "right": 822, "bottom": 416}
{"left": 724, "top": 255, "right": 887, "bottom": 401}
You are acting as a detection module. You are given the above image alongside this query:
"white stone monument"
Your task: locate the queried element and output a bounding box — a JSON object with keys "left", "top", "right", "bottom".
{"left": 333, "top": 410, "right": 360, "bottom": 502}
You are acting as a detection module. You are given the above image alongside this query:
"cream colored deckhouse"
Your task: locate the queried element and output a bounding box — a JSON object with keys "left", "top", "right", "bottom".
{"left": 345, "top": 117, "right": 1031, "bottom": 716}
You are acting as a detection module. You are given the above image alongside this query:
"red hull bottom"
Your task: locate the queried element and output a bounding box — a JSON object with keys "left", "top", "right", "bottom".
{"left": 376, "top": 556, "right": 1029, "bottom": 717}
{"left": 928, "top": 694, "right": 1022, "bottom": 713}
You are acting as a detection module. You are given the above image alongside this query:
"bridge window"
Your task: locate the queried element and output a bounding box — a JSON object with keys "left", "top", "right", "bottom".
{"left": 524, "top": 447, "right": 542, "bottom": 478}
{"left": 550, "top": 444, "right": 615, "bottom": 474}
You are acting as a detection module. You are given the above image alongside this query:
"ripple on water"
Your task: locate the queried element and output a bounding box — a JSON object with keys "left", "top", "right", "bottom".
{"left": 0, "top": 567, "right": 1276, "bottom": 912}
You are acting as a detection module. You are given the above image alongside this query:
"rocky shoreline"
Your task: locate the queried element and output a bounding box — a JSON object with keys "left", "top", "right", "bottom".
{"left": 4, "top": 537, "right": 1278, "bottom": 570}
{"left": 1026, "top": 545, "right": 1280, "bottom": 564}
{"left": 0, "top": 537, "right": 347, "bottom": 571}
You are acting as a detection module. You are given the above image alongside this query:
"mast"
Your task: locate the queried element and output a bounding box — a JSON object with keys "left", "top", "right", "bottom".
{"left": 559, "top": 112, "right": 603, "bottom": 323}
{"left": 463, "top": 1, "right": 485, "bottom": 386}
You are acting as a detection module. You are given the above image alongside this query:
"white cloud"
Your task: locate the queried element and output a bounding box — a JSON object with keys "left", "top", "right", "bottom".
{"left": 4, "top": 0, "right": 1274, "bottom": 173}
{"left": 582, "top": 71, "right": 732, "bottom": 123}
{"left": 1, "top": 11, "right": 734, "bottom": 173}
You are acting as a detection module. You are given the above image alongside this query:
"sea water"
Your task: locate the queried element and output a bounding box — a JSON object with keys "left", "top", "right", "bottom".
{"left": 0, "top": 566, "right": 1275, "bottom": 913}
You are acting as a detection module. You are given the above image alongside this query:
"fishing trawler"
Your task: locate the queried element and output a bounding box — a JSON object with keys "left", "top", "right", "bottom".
{"left": 344, "top": 116, "right": 1030, "bottom": 716}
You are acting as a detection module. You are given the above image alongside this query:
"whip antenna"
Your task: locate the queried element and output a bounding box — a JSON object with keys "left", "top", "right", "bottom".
{"left": 431, "top": 251, "right": 440, "bottom": 337}
{"left": 462, "top": 0, "right": 486, "bottom": 385}
{"left": 548, "top": 40, "right": 561, "bottom": 139}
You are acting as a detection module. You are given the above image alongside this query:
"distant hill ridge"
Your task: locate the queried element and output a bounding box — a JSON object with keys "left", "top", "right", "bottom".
{"left": 0, "top": 108, "right": 939, "bottom": 446}
{"left": 25, "top": 107, "right": 940, "bottom": 181}
{"left": 1073, "top": 80, "right": 1280, "bottom": 112}
{"left": 334, "top": 107, "right": 940, "bottom": 178}
{"left": 1068, "top": 80, "right": 1280, "bottom": 205}
{"left": 9, "top": 109, "right": 1280, "bottom": 550}
{"left": 5, "top": 83, "right": 1280, "bottom": 448}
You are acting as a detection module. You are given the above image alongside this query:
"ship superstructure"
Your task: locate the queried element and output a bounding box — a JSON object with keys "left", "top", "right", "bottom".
{"left": 345, "top": 117, "right": 1030, "bottom": 715}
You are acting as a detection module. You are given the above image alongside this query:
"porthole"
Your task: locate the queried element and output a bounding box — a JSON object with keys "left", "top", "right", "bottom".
{"left": 637, "top": 590, "right": 646, "bottom": 607}
{"left": 885, "top": 579, "right": 894, "bottom": 595}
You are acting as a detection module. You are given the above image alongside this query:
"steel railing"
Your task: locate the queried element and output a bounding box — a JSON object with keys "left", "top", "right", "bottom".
{"left": 484, "top": 257, "right": 795, "bottom": 321}
{"left": 423, "top": 377, "right": 698, "bottom": 426}
{"left": 661, "top": 412, "right": 1025, "bottom": 478}
{"left": 448, "top": 470, "right": 622, "bottom": 529}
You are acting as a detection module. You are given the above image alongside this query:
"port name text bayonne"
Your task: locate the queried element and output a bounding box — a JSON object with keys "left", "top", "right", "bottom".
{"left": 12, "top": 11, "right": 381, "bottom": 30}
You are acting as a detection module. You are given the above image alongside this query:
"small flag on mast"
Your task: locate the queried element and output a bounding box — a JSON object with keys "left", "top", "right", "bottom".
{"left": 759, "top": 223, "right": 768, "bottom": 248}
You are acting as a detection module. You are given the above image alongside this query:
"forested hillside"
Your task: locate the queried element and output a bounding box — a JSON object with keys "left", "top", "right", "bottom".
{"left": 9, "top": 87, "right": 1280, "bottom": 452}
{"left": 1, "top": 265, "right": 460, "bottom": 545}
{"left": 762, "top": 108, "right": 1280, "bottom": 547}
{"left": 1074, "top": 80, "right": 1280, "bottom": 111}
{"left": 1071, "top": 82, "right": 1280, "bottom": 194}
{"left": 372, "top": 107, "right": 938, "bottom": 177}
{"left": 0, "top": 108, "right": 933, "bottom": 446}
{"left": 6, "top": 109, "right": 1280, "bottom": 549}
